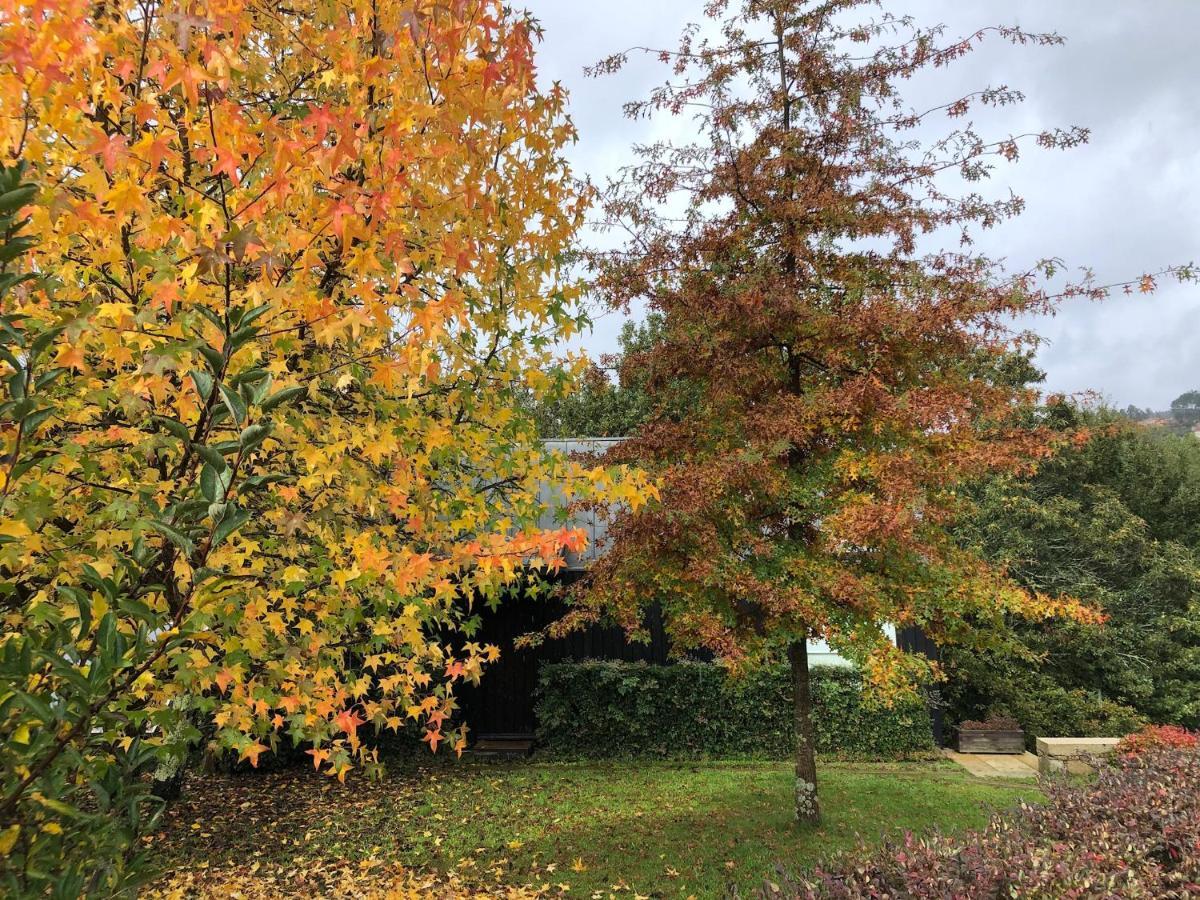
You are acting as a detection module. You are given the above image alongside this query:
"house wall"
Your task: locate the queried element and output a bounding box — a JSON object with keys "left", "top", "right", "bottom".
{"left": 537, "top": 438, "right": 624, "bottom": 570}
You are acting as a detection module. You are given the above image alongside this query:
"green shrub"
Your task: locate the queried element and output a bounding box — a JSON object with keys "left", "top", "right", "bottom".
{"left": 534, "top": 661, "right": 935, "bottom": 759}
{"left": 943, "top": 648, "right": 1148, "bottom": 749}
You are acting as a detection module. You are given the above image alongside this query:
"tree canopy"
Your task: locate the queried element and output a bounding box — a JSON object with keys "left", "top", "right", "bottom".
{"left": 0, "top": 0, "right": 651, "bottom": 890}
{"left": 1170, "top": 390, "right": 1200, "bottom": 430}
{"left": 948, "top": 406, "right": 1200, "bottom": 735}
{"left": 564, "top": 0, "right": 1189, "bottom": 822}
{"left": 530, "top": 314, "right": 666, "bottom": 439}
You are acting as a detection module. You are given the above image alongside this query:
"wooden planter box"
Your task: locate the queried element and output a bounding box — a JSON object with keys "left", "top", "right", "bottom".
{"left": 958, "top": 729, "right": 1025, "bottom": 754}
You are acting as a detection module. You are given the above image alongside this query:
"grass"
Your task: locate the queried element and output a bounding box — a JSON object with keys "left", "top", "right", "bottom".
{"left": 151, "top": 756, "right": 1040, "bottom": 897}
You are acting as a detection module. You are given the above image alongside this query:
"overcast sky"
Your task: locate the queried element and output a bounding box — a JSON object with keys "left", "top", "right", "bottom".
{"left": 522, "top": 0, "right": 1200, "bottom": 411}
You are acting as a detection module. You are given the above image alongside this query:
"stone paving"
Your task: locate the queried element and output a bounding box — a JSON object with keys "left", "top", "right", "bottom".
{"left": 942, "top": 748, "right": 1040, "bottom": 779}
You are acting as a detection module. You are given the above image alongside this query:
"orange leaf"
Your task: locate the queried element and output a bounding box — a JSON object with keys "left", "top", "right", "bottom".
{"left": 307, "top": 748, "right": 330, "bottom": 770}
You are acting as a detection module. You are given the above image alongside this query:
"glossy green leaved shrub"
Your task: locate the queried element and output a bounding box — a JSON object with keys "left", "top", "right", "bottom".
{"left": 534, "top": 661, "right": 935, "bottom": 759}
{"left": 0, "top": 161, "right": 168, "bottom": 899}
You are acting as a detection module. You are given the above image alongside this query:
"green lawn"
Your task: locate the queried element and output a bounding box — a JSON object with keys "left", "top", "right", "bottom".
{"left": 151, "top": 757, "right": 1040, "bottom": 897}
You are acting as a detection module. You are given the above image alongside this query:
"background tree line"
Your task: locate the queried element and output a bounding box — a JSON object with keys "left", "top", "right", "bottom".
{"left": 1122, "top": 388, "right": 1200, "bottom": 435}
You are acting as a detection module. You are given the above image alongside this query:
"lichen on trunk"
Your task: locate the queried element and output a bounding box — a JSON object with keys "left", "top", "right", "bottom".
{"left": 788, "top": 638, "right": 821, "bottom": 825}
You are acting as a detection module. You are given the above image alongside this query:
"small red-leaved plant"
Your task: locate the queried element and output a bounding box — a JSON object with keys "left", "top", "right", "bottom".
{"left": 1117, "top": 724, "right": 1199, "bottom": 756}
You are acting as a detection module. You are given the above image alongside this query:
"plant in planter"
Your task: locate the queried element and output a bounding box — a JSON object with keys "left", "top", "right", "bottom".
{"left": 958, "top": 716, "right": 1026, "bottom": 754}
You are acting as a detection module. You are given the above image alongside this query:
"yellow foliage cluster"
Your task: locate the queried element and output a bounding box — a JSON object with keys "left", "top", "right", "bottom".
{"left": 0, "top": 0, "right": 654, "bottom": 789}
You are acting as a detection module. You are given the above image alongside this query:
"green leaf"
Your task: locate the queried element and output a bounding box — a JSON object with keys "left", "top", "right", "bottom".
{"left": 8, "top": 455, "right": 44, "bottom": 483}
{"left": 0, "top": 236, "right": 36, "bottom": 265}
{"left": 41, "top": 653, "right": 91, "bottom": 694}
{"left": 28, "top": 326, "right": 65, "bottom": 362}
{"left": 117, "top": 595, "right": 156, "bottom": 625}
{"left": 218, "top": 383, "right": 246, "bottom": 424}
{"left": 191, "top": 566, "right": 229, "bottom": 584}
{"left": 96, "top": 611, "right": 117, "bottom": 660}
{"left": 193, "top": 305, "right": 224, "bottom": 332}
{"left": 35, "top": 367, "right": 66, "bottom": 390}
{"left": 238, "top": 422, "right": 270, "bottom": 451}
{"left": 37, "top": 797, "right": 83, "bottom": 820}
{"left": 236, "top": 303, "right": 271, "bottom": 329}
{"left": 197, "top": 343, "right": 225, "bottom": 374}
{"left": 153, "top": 416, "right": 191, "bottom": 443}
{"left": 191, "top": 442, "right": 227, "bottom": 471}
{"left": 228, "top": 325, "right": 258, "bottom": 353}
{"left": 0, "top": 345, "right": 22, "bottom": 372}
{"left": 147, "top": 520, "right": 195, "bottom": 557}
{"left": 171, "top": 499, "right": 211, "bottom": 522}
{"left": 0, "top": 184, "right": 36, "bottom": 215}
{"left": 230, "top": 367, "right": 268, "bottom": 387}
{"left": 199, "top": 460, "right": 226, "bottom": 504}
{"left": 16, "top": 690, "right": 55, "bottom": 728}
{"left": 188, "top": 369, "right": 214, "bottom": 401}
{"left": 0, "top": 271, "right": 34, "bottom": 297}
{"left": 0, "top": 315, "right": 26, "bottom": 344}
{"left": 238, "top": 472, "right": 289, "bottom": 493}
{"left": 0, "top": 271, "right": 34, "bottom": 300}
{"left": 79, "top": 565, "right": 114, "bottom": 602}
{"left": 22, "top": 406, "right": 53, "bottom": 433}
{"left": 211, "top": 508, "right": 251, "bottom": 549}
{"left": 260, "top": 385, "right": 306, "bottom": 412}
{"left": 248, "top": 374, "right": 272, "bottom": 405}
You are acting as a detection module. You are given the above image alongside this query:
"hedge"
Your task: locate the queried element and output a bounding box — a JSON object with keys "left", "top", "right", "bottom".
{"left": 534, "top": 660, "right": 935, "bottom": 759}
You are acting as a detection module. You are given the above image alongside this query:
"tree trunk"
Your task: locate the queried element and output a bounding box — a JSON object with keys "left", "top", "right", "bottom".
{"left": 788, "top": 638, "right": 820, "bottom": 825}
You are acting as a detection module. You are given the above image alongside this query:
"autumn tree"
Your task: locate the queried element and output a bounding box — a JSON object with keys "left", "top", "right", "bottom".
{"left": 573, "top": 0, "right": 1191, "bottom": 824}
{"left": 0, "top": 0, "right": 651, "bottom": 891}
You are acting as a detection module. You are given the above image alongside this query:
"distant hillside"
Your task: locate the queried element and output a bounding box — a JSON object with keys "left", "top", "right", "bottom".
{"left": 1122, "top": 403, "right": 1200, "bottom": 437}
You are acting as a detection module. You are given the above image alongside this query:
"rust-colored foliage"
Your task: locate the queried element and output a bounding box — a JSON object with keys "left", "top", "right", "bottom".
{"left": 570, "top": 0, "right": 1193, "bottom": 819}
{"left": 762, "top": 748, "right": 1200, "bottom": 897}
{"left": 1117, "top": 725, "right": 1199, "bottom": 756}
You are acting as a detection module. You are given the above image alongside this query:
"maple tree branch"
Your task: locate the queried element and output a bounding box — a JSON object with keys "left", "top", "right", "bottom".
{"left": 126, "top": 0, "right": 157, "bottom": 141}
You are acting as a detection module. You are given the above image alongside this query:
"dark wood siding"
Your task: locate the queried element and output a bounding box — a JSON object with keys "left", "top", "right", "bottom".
{"left": 895, "top": 625, "right": 939, "bottom": 660}
{"left": 459, "top": 584, "right": 941, "bottom": 744}
{"left": 457, "top": 578, "right": 671, "bottom": 737}
{"left": 896, "top": 624, "right": 944, "bottom": 746}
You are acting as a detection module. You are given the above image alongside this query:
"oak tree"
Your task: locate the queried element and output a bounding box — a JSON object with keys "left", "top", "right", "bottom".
{"left": 574, "top": 0, "right": 1190, "bottom": 823}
